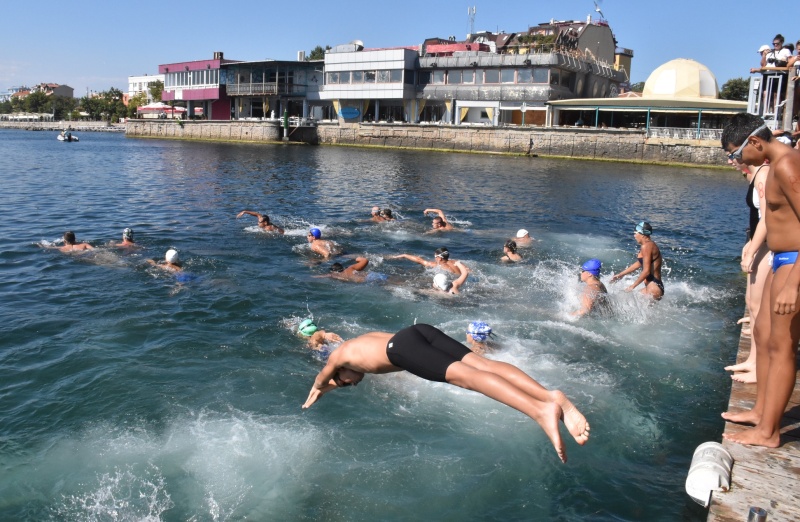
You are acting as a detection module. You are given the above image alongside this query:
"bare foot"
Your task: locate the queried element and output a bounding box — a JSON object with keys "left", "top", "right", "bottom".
{"left": 538, "top": 402, "right": 567, "bottom": 463}
{"left": 724, "top": 360, "right": 756, "bottom": 373}
{"left": 721, "top": 410, "right": 760, "bottom": 425}
{"left": 741, "top": 327, "right": 752, "bottom": 336}
{"left": 551, "top": 390, "right": 590, "bottom": 445}
{"left": 722, "top": 427, "right": 780, "bottom": 448}
{"left": 731, "top": 371, "right": 757, "bottom": 384}
{"left": 737, "top": 317, "right": 750, "bottom": 324}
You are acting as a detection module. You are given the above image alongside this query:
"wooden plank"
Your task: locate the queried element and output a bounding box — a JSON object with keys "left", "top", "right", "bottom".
{"left": 707, "top": 307, "right": 800, "bottom": 522}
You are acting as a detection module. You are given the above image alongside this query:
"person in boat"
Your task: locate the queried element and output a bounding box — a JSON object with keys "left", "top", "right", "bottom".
{"left": 302, "top": 323, "right": 591, "bottom": 463}
{"left": 236, "top": 210, "right": 284, "bottom": 234}
{"left": 610, "top": 222, "right": 664, "bottom": 300}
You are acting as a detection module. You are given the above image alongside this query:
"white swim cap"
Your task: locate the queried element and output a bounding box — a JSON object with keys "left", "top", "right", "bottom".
{"left": 516, "top": 229, "right": 529, "bottom": 238}
{"left": 165, "top": 249, "right": 180, "bottom": 263}
{"left": 433, "top": 273, "right": 451, "bottom": 291}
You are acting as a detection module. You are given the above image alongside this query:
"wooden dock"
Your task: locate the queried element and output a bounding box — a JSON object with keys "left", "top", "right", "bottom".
{"left": 707, "top": 327, "right": 800, "bottom": 521}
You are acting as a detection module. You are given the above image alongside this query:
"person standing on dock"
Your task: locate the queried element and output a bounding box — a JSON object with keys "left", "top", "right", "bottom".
{"left": 720, "top": 113, "right": 800, "bottom": 448}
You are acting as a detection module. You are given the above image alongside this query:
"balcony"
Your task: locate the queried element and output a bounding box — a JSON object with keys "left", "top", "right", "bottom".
{"left": 225, "top": 83, "right": 307, "bottom": 96}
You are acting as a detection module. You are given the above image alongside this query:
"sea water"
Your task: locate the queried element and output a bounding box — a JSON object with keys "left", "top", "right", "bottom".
{"left": 0, "top": 129, "right": 744, "bottom": 520}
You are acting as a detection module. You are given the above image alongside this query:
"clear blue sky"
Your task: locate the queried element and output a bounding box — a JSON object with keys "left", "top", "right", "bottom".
{"left": 1, "top": 0, "right": 794, "bottom": 95}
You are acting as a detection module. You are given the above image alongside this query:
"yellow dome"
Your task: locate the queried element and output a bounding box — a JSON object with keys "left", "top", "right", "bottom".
{"left": 642, "top": 59, "right": 719, "bottom": 99}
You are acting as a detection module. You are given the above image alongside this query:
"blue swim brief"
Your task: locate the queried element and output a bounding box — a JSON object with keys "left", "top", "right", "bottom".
{"left": 772, "top": 251, "right": 798, "bottom": 273}
{"left": 365, "top": 272, "right": 388, "bottom": 284}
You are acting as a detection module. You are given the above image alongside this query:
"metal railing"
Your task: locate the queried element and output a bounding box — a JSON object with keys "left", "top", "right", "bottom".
{"left": 647, "top": 127, "right": 722, "bottom": 140}
{"left": 225, "top": 83, "right": 307, "bottom": 96}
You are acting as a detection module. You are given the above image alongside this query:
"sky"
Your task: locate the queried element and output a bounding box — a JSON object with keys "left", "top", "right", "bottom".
{"left": 1, "top": 0, "right": 795, "bottom": 96}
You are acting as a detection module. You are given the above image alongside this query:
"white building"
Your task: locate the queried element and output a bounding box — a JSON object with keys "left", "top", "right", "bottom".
{"left": 127, "top": 74, "right": 165, "bottom": 103}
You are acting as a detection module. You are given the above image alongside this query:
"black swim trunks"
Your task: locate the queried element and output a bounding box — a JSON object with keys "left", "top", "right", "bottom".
{"left": 386, "top": 324, "right": 471, "bottom": 382}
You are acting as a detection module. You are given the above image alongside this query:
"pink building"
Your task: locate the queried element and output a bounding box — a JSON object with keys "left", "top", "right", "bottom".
{"left": 159, "top": 51, "right": 240, "bottom": 120}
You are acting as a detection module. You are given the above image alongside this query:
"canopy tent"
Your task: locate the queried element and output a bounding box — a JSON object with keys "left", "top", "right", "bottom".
{"left": 137, "top": 102, "right": 186, "bottom": 114}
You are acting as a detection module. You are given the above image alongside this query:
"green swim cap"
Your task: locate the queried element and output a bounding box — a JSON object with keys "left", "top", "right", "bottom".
{"left": 298, "top": 319, "right": 318, "bottom": 337}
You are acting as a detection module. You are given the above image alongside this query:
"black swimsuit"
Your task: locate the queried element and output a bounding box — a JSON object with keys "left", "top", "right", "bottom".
{"left": 386, "top": 324, "right": 471, "bottom": 382}
{"left": 637, "top": 256, "right": 664, "bottom": 295}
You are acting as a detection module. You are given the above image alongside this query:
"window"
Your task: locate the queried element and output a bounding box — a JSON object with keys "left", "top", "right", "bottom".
{"left": 560, "top": 71, "right": 574, "bottom": 89}
{"left": 352, "top": 71, "right": 364, "bottom": 83}
{"left": 432, "top": 70, "right": 445, "bottom": 84}
{"left": 501, "top": 69, "right": 515, "bottom": 83}
{"left": 475, "top": 70, "right": 483, "bottom": 85}
{"left": 517, "top": 69, "right": 532, "bottom": 83}
{"left": 404, "top": 70, "right": 414, "bottom": 84}
{"left": 550, "top": 70, "right": 560, "bottom": 85}
{"left": 339, "top": 71, "right": 350, "bottom": 84}
{"left": 418, "top": 71, "right": 431, "bottom": 85}
{"left": 533, "top": 69, "right": 548, "bottom": 83}
{"left": 448, "top": 70, "right": 462, "bottom": 84}
{"left": 365, "top": 71, "right": 376, "bottom": 83}
{"left": 484, "top": 69, "right": 499, "bottom": 83}
{"left": 377, "top": 70, "right": 390, "bottom": 83}
{"left": 252, "top": 70, "right": 263, "bottom": 83}
{"left": 462, "top": 70, "right": 475, "bottom": 83}
{"left": 390, "top": 69, "right": 403, "bottom": 83}
{"left": 326, "top": 72, "right": 340, "bottom": 84}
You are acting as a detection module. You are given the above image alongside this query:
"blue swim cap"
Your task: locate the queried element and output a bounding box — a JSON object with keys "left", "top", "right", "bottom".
{"left": 298, "top": 319, "right": 318, "bottom": 337}
{"left": 467, "top": 321, "right": 492, "bottom": 342}
{"left": 581, "top": 259, "right": 602, "bottom": 277}
{"left": 309, "top": 228, "right": 321, "bottom": 239}
{"left": 634, "top": 222, "right": 652, "bottom": 236}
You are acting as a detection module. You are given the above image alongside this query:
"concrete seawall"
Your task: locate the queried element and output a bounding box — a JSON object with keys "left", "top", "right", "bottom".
{"left": 124, "top": 120, "right": 727, "bottom": 166}
{"left": 0, "top": 121, "right": 125, "bottom": 132}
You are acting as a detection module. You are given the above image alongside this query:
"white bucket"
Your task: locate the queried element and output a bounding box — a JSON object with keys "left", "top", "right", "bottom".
{"left": 685, "top": 442, "right": 734, "bottom": 507}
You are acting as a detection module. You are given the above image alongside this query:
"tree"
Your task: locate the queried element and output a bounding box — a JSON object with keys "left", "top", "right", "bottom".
{"left": 719, "top": 78, "right": 749, "bottom": 101}
{"left": 149, "top": 80, "right": 163, "bottom": 102}
{"left": 307, "top": 45, "right": 330, "bottom": 61}
{"left": 49, "top": 95, "right": 77, "bottom": 120}
{"left": 0, "top": 100, "right": 11, "bottom": 114}
{"left": 629, "top": 81, "right": 645, "bottom": 93}
{"left": 24, "top": 90, "right": 49, "bottom": 113}
{"left": 127, "top": 91, "right": 148, "bottom": 118}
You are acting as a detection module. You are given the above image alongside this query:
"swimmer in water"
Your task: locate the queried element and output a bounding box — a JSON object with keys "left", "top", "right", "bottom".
{"left": 379, "top": 208, "right": 395, "bottom": 221}
{"left": 466, "top": 321, "right": 495, "bottom": 355}
{"left": 298, "top": 319, "right": 343, "bottom": 358}
{"left": 147, "top": 248, "right": 183, "bottom": 273}
{"left": 514, "top": 229, "right": 533, "bottom": 247}
{"left": 610, "top": 222, "right": 664, "bottom": 300}
{"left": 424, "top": 208, "right": 454, "bottom": 232}
{"left": 370, "top": 207, "right": 386, "bottom": 222}
{"left": 573, "top": 259, "right": 611, "bottom": 317}
{"left": 54, "top": 231, "right": 94, "bottom": 253}
{"left": 112, "top": 228, "right": 137, "bottom": 248}
{"left": 501, "top": 240, "right": 522, "bottom": 263}
{"left": 431, "top": 260, "right": 470, "bottom": 295}
{"left": 302, "top": 323, "right": 590, "bottom": 463}
{"left": 236, "top": 210, "right": 284, "bottom": 234}
{"left": 391, "top": 247, "right": 463, "bottom": 276}
{"left": 307, "top": 228, "right": 338, "bottom": 258}
{"left": 323, "top": 257, "right": 389, "bottom": 284}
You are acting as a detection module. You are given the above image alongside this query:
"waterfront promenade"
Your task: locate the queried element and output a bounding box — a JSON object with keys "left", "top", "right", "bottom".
{"left": 0, "top": 121, "right": 124, "bottom": 132}
{"left": 708, "top": 324, "right": 800, "bottom": 521}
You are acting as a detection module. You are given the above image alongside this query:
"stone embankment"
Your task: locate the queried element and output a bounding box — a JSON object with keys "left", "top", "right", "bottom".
{"left": 0, "top": 121, "right": 125, "bottom": 132}
{"left": 124, "top": 120, "right": 727, "bottom": 167}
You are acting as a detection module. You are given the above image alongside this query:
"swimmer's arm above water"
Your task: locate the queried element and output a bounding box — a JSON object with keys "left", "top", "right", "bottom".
{"left": 303, "top": 357, "right": 342, "bottom": 409}
{"left": 236, "top": 210, "right": 262, "bottom": 220}
{"left": 609, "top": 261, "right": 640, "bottom": 284}
{"left": 390, "top": 253, "right": 433, "bottom": 267}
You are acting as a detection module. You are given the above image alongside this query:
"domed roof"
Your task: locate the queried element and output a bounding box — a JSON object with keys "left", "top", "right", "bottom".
{"left": 642, "top": 59, "right": 718, "bottom": 99}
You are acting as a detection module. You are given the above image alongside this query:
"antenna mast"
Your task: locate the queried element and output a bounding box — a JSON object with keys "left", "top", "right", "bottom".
{"left": 468, "top": 6, "right": 476, "bottom": 36}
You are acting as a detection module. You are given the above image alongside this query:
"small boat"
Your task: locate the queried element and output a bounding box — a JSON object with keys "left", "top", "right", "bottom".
{"left": 57, "top": 131, "right": 79, "bottom": 142}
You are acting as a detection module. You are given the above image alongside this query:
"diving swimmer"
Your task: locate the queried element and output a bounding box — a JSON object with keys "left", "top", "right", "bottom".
{"left": 302, "top": 324, "right": 590, "bottom": 463}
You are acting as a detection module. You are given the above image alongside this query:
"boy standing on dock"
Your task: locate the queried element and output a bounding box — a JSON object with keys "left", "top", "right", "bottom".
{"left": 721, "top": 114, "right": 800, "bottom": 447}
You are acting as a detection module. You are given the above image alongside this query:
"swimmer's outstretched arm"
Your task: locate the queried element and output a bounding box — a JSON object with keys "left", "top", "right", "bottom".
{"left": 391, "top": 253, "right": 434, "bottom": 268}
{"left": 610, "top": 261, "right": 639, "bottom": 283}
{"left": 236, "top": 210, "right": 262, "bottom": 220}
{"left": 423, "top": 208, "right": 446, "bottom": 220}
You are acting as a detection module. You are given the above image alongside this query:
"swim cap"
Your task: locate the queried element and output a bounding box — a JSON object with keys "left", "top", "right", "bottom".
{"left": 165, "top": 249, "right": 179, "bottom": 264}
{"left": 434, "top": 247, "right": 450, "bottom": 260}
{"left": 309, "top": 228, "right": 321, "bottom": 239}
{"left": 330, "top": 262, "right": 344, "bottom": 273}
{"left": 371, "top": 206, "right": 380, "bottom": 214}
{"left": 123, "top": 228, "right": 133, "bottom": 240}
{"left": 467, "top": 321, "right": 493, "bottom": 342}
{"left": 380, "top": 209, "right": 393, "bottom": 218}
{"left": 516, "top": 229, "right": 529, "bottom": 238}
{"left": 634, "top": 222, "right": 652, "bottom": 236}
{"left": 433, "top": 273, "right": 451, "bottom": 291}
{"left": 298, "top": 319, "right": 318, "bottom": 337}
{"left": 581, "top": 258, "right": 602, "bottom": 277}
